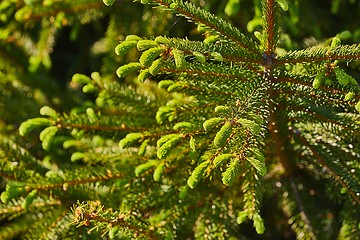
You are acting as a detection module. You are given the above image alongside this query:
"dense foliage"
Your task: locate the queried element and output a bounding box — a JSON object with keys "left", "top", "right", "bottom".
{"left": 1, "top": 0, "right": 359, "bottom": 239}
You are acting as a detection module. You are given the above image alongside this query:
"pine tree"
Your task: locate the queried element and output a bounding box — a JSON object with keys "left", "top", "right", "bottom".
{"left": 1, "top": 0, "right": 360, "bottom": 239}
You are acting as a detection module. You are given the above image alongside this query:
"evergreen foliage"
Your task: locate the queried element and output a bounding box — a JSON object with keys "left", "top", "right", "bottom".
{"left": 1, "top": 0, "right": 360, "bottom": 239}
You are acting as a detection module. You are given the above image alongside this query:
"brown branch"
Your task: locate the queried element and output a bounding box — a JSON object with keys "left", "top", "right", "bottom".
{"left": 274, "top": 77, "right": 313, "bottom": 86}
{"left": 275, "top": 77, "right": 360, "bottom": 101}
{"left": 0, "top": 172, "right": 17, "bottom": 180}
{"left": 56, "top": 121, "right": 148, "bottom": 132}
{"left": 276, "top": 53, "right": 360, "bottom": 65}
{"left": 272, "top": 87, "right": 360, "bottom": 104}
{"left": 285, "top": 104, "right": 360, "bottom": 136}
{"left": 265, "top": 75, "right": 360, "bottom": 103}
{"left": 184, "top": 84, "right": 236, "bottom": 96}
{"left": 292, "top": 130, "right": 360, "bottom": 205}
{"left": 159, "top": 67, "right": 251, "bottom": 82}
{"left": 29, "top": 171, "right": 124, "bottom": 192}
{"left": 83, "top": 212, "right": 159, "bottom": 240}
{"left": 264, "top": 0, "right": 277, "bottom": 55}
{"left": 289, "top": 178, "right": 316, "bottom": 238}
{"left": 0, "top": 199, "right": 61, "bottom": 215}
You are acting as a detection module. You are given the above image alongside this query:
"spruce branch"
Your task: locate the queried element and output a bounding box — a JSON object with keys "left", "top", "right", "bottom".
{"left": 277, "top": 44, "right": 360, "bottom": 64}
{"left": 293, "top": 130, "right": 360, "bottom": 205}
{"left": 0, "top": 198, "right": 61, "bottom": 218}
{"left": 152, "top": 0, "right": 260, "bottom": 54}
{"left": 262, "top": 0, "right": 279, "bottom": 55}
{"left": 2, "top": 0, "right": 360, "bottom": 238}
{"left": 280, "top": 182, "right": 318, "bottom": 240}
{"left": 16, "top": 1, "right": 105, "bottom": 21}
{"left": 287, "top": 105, "right": 360, "bottom": 136}
{"left": 38, "top": 211, "right": 74, "bottom": 240}
{"left": 55, "top": 115, "right": 150, "bottom": 134}
{"left": 73, "top": 201, "right": 159, "bottom": 240}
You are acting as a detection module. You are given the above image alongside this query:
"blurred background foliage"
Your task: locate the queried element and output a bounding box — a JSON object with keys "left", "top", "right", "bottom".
{"left": 0, "top": 0, "right": 359, "bottom": 238}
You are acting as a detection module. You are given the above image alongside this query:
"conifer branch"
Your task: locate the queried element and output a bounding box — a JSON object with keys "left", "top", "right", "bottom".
{"left": 20, "top": 168, "right": 125, "bottom": 193}
{"left": 159, "top": 62, "right": 259, "bottom": 83}
{"left": 0, "top": 199, "right": 61, "bottom": 216}
{"left": 153, "top": 0, "right": 260, "bottom": 54}
{"left": 289, "top": 178, "right": 315, "bottom": 236}
{"left": 154, "top": 36, "right": 260, "bottom": 63}
{"left": 262, "top": 0, "right": 278, "bottom": 56}
{"left": 56, "top": 120, "right": 148, "bottom": 133}
{"left": 293, "top": 130, "right": 360, "bottom": 205}
{"left": 18, "top": 1, "right": 105, "bottom": 21}
{"left": 2, "top": 0, "right": 360, "bottom": 238}
{"left": 287, "top": 105, "right": 360, "bottom": 135}
{"left": 39, "top": 211, "right": 73, "bottom": 240}
{"left": 282, "top": 180, "right": 317, "bottom": 239}
{"left": 277, "top": 44, "right": 360, "bottom": 64}
{"left": 76, "top": 210, "right": 159, "bottom": 240}
{"left": 275, "top": 90, "right": 360, "bottom": 109}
